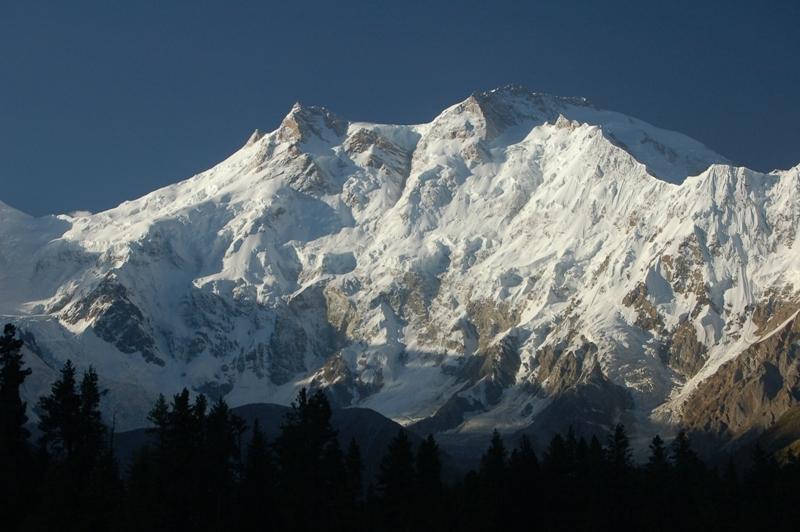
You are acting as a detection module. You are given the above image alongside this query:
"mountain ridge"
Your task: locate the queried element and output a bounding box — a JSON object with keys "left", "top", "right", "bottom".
{"left": 2, "top": 86, "right": 798, "bottom": 453}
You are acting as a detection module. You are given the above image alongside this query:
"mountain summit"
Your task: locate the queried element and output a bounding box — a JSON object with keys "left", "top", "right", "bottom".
{"left": 1, "top": 87, "right": 797, "bottom": 451}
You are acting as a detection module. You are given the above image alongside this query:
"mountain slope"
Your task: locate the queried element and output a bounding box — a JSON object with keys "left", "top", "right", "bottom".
{"left": 2, "top": 86, "right": 798, "bottom": 450}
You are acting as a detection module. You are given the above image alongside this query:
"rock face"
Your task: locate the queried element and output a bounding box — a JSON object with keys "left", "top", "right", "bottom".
{"left": 756, "top": 405, "right": 800, "bottom": 462}
{"left": 682, "top": 305, "right": 800, "bottom": 442}
{"left": 1, "top": 86, "right": 799, "bottom": 451}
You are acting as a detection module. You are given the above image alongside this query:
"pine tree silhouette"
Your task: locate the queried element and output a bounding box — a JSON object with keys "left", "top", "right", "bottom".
{"left": 38, "top": 360, "right": 81, "bottom": 460}
{"left": 743, "top": 443, "right": 781, "bottom": 528}
{"left": 543, "top": 432, "right": 569, "bottom": 474}
{"left": 416, "top": 434, "right": 442, "bottom": 499}
{"left": 606, "top": 423, "right": 632, "bottom": 472}
{"left": 34, "top": 361, "right": 120, "bottom": 531}
{"left": 478, "top": 430, "right": 507, "bottom": 530}
{"left": 0, "top": 324, "right": 33, "bottom": 531}
{"left": 565, "top": 425, "right": 578, "bottom": 465}
{"left": 668, "top": 429, "right": 704, "bottom": 531}
{"left": 204, "top": 397, "right": 243, "bottom": 530}
{"left": 647, "top": 434, "right": 669, "bottom": 475}
{"left": 274, "top": 388, "right": 340, "bottom": 531}
{"left": 644, "top": 435, "right": 671, "bottom": 531}
{"left": 480, "top": 429, "right": 507, "bottom": 479}
{"left": 161, "top": 389, "right": 207, "bottom": 530}
{"left": 345, "top": 437, "right": 363, "bottom": 501}
{"left": 604, "top": 424, "right": 634, "bottom": 529}
{"left": 76, "top": 367, "right": 107, "bottom": 469}
{"left": 717, "top": 458, "right": 741, "bottom": 531}
{"left": 588, "top": 434, "right": 604, "bottom": 466}
{"left": 377, "top": 428, "right": 415, "bottom": 531}
{"left": 124, "top": 445, "right": 162, "bottom": 531}
{"left": 415, "top": 434, "right": 443, "bottom": 528}
{"left": 0, "top": 324, "right": 30, "bottom": 455}
{"left": 341, "top": 437, "right": 363, "bottom": 530}
{"left": 507, "top": 434, "right": 539, "bottom": 527}
{"left": 147, "top": 393, "right": 169, "bottom": 449}
{"left": 671, "top": 429, "right": 701, "bottom": 475}
{"left": 239, "top": 418, "right": 275, "bottom": 531}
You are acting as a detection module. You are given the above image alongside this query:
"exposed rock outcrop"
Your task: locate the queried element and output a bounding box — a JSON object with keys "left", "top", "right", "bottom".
{"left": 682, "top": 311, "right": 800, "bottom": 441}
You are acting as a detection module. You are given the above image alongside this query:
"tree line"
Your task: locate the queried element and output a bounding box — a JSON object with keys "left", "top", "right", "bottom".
{"left": 1, "top": 323, "right": 799, "bottom": 531}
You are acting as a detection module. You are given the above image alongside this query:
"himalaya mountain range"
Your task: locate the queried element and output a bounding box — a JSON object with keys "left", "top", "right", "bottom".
{"left": 2, "top": 85, "right": 798, "bottom": 453}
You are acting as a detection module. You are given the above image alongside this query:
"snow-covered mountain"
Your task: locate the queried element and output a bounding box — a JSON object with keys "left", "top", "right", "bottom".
{"left": 2, "top": 86, "right": 798, "bottom": 449}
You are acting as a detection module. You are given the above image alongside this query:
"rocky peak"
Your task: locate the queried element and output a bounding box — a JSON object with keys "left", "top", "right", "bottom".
{"left": 423, "top": 85, "right": 594, "bottom": 147}
{"left": 473, "top": 86, "right": 591, "bottom": 136}
{"left": 552, "top": 113, "right": 583, "bottom": 131}
{"left": 278, "top": 102, "right": 348, "bottom": 144}
{"left": 472, "top": 84, "right": 591, "bottom": 114}
{"left": 244, "top": 128, "right": 265, "bottom": 147}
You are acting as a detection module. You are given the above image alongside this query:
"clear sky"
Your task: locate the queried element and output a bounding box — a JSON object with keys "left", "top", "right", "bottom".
{"left": 2, "top": 0, "right": 798, "bottom": 216}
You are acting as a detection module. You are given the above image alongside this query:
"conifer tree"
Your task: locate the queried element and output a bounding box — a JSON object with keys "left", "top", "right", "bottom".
{"left": 128, "top": 389, "right": 201, "bottom": 531}
{"left": 76, "top": 367, "right": 106, "bottom": 468}
{"left": 606, "top": 423, "right": 632, "bottom": 472}
{"left": 0, "top": 324, "right": 30, "bottom": 455}
{"left": 158, "top": 389, "right": 207, "bottom": 530}
{"left": 671, "top": 430, "right": 697, "bottom": 469}
{"left": 243, "top": 418, "right": 271, "bottom": 483}
{"left": 240, "top": 419, "right": 274, "bottom": 532}
{"left": 147, "top": 393, "right": 169, "bottom": 452}
{"left": 644, "top": 434, "right": 671, "bottom": 530}
{"left": 193, "top": 392, "right": 208, "bottom": 422}
{"left": 34, "top": 362, "right": 120, "bottom": 531}
{"left": 345, "top": 437, "right": 363, "bottom": 501}
{"left": 543, "top": 432, "right": 568, "bottom": 473}
{"left": 81, "top": 441, "right": 122, "bottom": 532}
{"left": 378, "top": 428, "right": 415, "bottom": 499}
{"left": 377, "top": 429, "right": 416, "bottom": 530}
{"left": 274, "top": 388, "right": 340, "bottom": 530}
{"left": 0, "top": 324, "right": 33, "bottom": 531}
{"left": 509, "top": 434, "right": 538, "bottom": 478}
{"left": 671, "top": 429, "right": 705, "bottom": 486}
{"left": 647, "top": 434, "right": 669, "bottom": 475}
{"left": 340, "top": 437, "right": 363, "bottom": 530}
{"left": 168, "top": 389, "right": 199, "bottom": 460}
{"left": 416, "top": 434, "right": 442, "bottom": 497}
{"left": 77, "top": 366, "right": 120, "bottom": 529}
{"left": 38, "top": 360, "right": 81, "bottom": 460}
{"left": 415, "top": 434, "right": 443, "bottom": 527}
{"left": 508, "top": 434, "right": 539, "bottom": 527}
{"left": 588, "top": 434, "right": 604, "bottom": 466}
{"left": 205, "top": 398, "right": 242, "bottom": 528}
{"left": 124, "top": 446, "right": 162, "bottom": 532}
{"left": 717, "top": 458, "right": 741, "bottom": 531}
{"left": 480, "top": 429, "right": 507, "bottom": 481}
{"left": 668, "top": 429, "right": 703, "bottom": 529}
{"left": 323, "top": 436, "right": 348, "bottom": 528}
{"left": 565, "top": 425, "right": 578, "bottom": 465}
{"left": 602, "top": 424, "right": 634, "bottom": 530}
{"left": 478, "top": 430, "right": 507, "bottom": 530}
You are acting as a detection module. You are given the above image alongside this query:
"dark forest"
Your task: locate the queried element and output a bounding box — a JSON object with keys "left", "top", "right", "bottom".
{"left": 2, "top": 324, "right": 798, "bottom": 531}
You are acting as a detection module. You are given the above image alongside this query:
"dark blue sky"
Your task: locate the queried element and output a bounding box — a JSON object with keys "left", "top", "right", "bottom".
{"left": 2, "top": 0, "right": 798, "bottom": 216}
